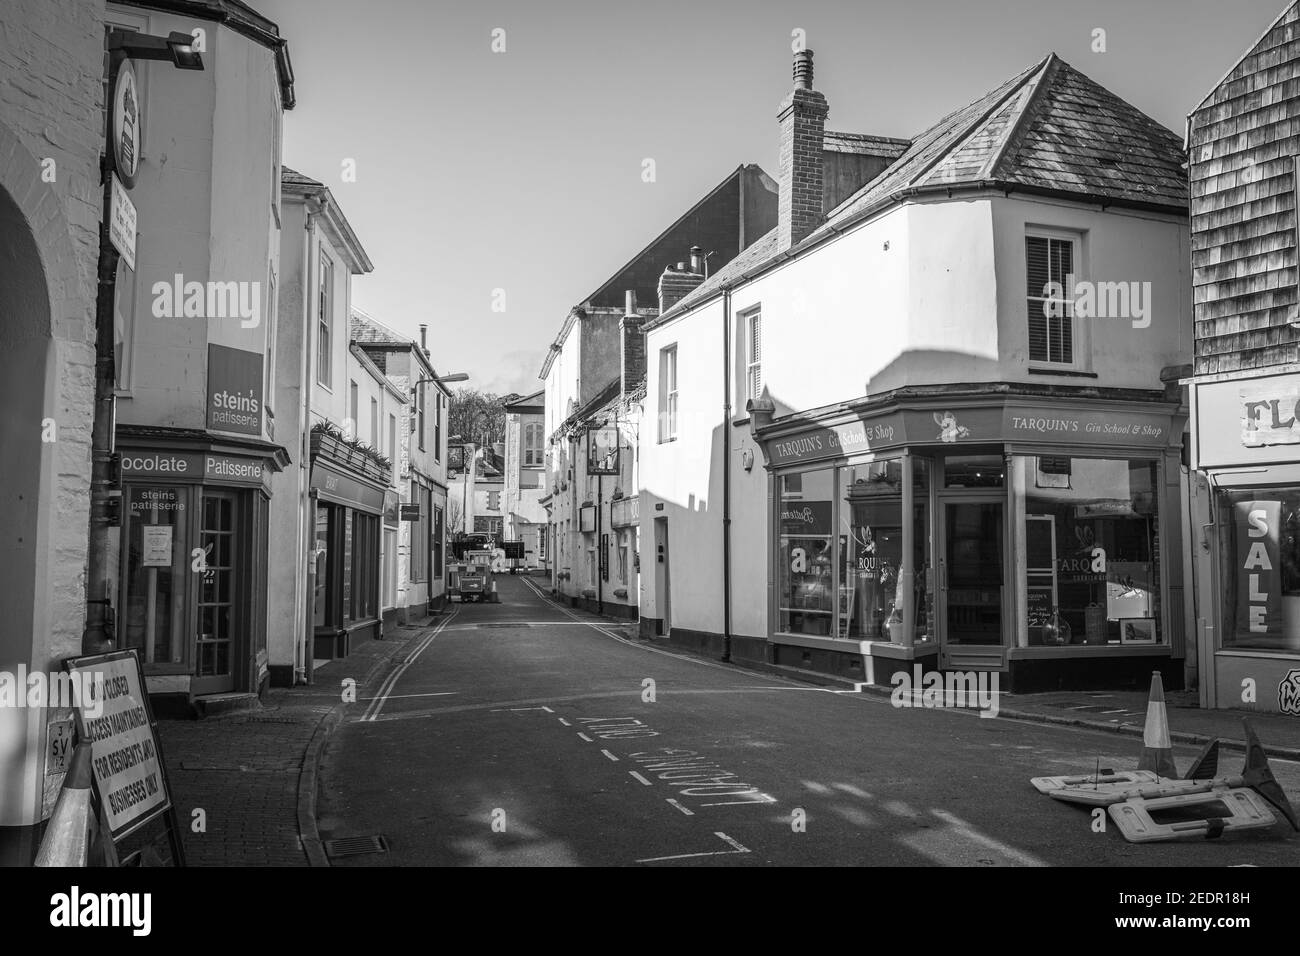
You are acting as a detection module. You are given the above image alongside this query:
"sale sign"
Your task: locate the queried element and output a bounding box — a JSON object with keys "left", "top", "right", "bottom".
{"left": 1233, "top": 500, "right": 1283, "bottom": 643}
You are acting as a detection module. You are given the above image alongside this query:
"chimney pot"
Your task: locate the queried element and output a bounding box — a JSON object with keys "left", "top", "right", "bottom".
{"left": 793, "top": 49, "right": 814, "bottom": 90}
{"left": 625, "top": 290, "right": 637, "bottom": 315}
{"left": 689, "top": 246, "right": 704, "bottom": 274}
{"left": 419, "top": 324, "right": 428, "bottom": 350}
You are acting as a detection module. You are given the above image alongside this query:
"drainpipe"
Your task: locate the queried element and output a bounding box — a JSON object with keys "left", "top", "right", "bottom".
{"left": 297, "top": 203, "right": 320, "bottom": 685}
{"left": 721, "top": 289, "right": 733, "bottom": 662}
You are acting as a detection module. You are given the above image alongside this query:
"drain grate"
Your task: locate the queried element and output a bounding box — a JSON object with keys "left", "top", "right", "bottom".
{"left": 323, "top": 835, "right": 389, "bottom": 859}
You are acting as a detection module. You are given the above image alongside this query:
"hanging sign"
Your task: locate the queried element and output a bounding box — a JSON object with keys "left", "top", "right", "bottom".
{"left": 111, "top": 58, "right": 141, "bottom": 188}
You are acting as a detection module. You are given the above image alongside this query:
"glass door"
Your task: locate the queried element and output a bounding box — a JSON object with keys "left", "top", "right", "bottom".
{"left": 194, "top": 491, "right": 240, "bottom": 694}
{"left": 939, "top": 499, "right": 1005, "bottom": 651}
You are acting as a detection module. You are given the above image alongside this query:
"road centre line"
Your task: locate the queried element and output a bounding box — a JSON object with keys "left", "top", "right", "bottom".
{"left": 360, "top": 608, "right": 459, "bottom": 721}
{"left": 357, "top": 691, "right": 457, "bottom": 702}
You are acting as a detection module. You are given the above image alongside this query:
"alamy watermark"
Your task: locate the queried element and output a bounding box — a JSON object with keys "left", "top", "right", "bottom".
{"left": 0, "top": 666, "right": 103, "bottom": 718}
{"left": 151, "top": 274, "right": 261, "bottom": 328}
{"left": 1043, "top": 274, "right": 1151, "bottom": 329}
{"left": 890, "top": 665, "right": 1000, "bottom": 718}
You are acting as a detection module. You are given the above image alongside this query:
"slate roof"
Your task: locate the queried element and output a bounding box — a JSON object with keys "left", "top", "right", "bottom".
{"left": 823, "top": 131, "right": 911, "bottom": 158}
{"left": 349, "top": 310, "right": 407, "bottom": 346}
{"left": 281, "top": 165, "right": 323, "bottom": 189}
{"left": 657, "top": 53, "right": 1187, "bottom": 324}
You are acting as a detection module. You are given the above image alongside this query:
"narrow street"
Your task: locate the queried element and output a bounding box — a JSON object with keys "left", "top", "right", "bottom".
{"left": 317, "top": 575, "right": 1300, "bottom": 866}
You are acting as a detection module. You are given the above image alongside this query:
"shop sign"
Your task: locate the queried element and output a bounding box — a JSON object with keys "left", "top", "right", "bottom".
{"left": 108, "top": 173, "right": 137, "bottom": 270}
{"left": 65, "top": 651, "right": 171, "bottom": 840}
{"left": 767, "top": 414, "right": 905, "bottom": 467}
{"left": 400, "top": 503, "right": 421, "bottom": 521}
{"left": 384, "top": 490, "right": 401, "bottom": 527}
{"left": 204, "top": 454, "right": 264, "bottom": 485}
{"left": 120, "top": 452, "right": 202, "bottom": 478}
{"left": 1003, "top": 406, "right": 1168, "bottom": 446}
{"left": 207, "top": 344, "right": 264, "bottom": 437}
{"left": 580, "top": 504, "right": 596, "bottom": 533}
{"left": 310, "top": 460, "right": 385, "bottom": 513}
{"left": 1233, "top": 500, "right": 1284, "bottom": 643}
{"left": 1196, "top": 373, "right": 1300, "bottom": 467}
{"left": 1240, "top": 379, "right": 1300, "bottom": 447}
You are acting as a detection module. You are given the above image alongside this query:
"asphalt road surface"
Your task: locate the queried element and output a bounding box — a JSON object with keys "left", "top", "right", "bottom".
{"left": 316, "top": 574, "right": 1300, "bottom": 866}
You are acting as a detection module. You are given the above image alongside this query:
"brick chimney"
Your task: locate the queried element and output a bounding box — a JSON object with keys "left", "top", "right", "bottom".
{"left": 777, "top": 49, "right": 828, "bottom": 251}
{"left": 620, "top": 290, "right": 645, "bottom": 397}
{"left": 657, "top": 260, "right": 705, "bottom": 315}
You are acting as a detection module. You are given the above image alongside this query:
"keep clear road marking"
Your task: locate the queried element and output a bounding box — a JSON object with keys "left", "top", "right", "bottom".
{"left": 666, "top": 798, "right": 694, "bottom": 816}
{"left": 629, "top": 771, "right": 652, "bottom": 786}
{"left": 601, "top": 749, "right": 619, "bottom": 762}
{"left": 361, "top": 607, "right": 459, "bottom": 721}
{"left": 636, "top": 832, "right": 750, "bottom": 864}
{"left": 577, "top": 732, "right": 593, "bottom": 742}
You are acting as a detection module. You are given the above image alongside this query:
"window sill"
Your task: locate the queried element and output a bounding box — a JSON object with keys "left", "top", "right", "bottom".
{"left": 732, "top": 416, "right": 751, "bottom": 427}
{"left": 658, "top": 437, "right": 677, "bottom": 444}
{"left": 1028, "top": 367, "right": 1098, "bottom": 378}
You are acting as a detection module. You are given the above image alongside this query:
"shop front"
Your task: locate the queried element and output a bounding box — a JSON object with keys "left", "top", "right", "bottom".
{"left": 1191, "top": 370, "right": 1300, "bottom": 715}
{"left": 116, "top": 433, "right": 287, "bottom": 709}
{"left": 310, "top": 457, "right": 386, "bottom": 660}
{"left": 758, "top": 389, "right": 1184, "bottom": 692}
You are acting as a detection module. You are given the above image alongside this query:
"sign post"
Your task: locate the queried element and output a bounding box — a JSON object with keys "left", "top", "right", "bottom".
{"left": 63, "top": 649, "right": 185, "bottom": 866}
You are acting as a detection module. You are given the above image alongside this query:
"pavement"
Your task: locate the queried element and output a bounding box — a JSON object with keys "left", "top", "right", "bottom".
{"left": 118, "top": 618, "right": 434, "bottom": 866}
{"left": 128, "top": 575, "right": 1300, "bottom": 865}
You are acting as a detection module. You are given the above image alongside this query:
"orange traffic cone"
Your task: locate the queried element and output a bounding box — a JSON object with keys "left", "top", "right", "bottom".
{"left": 1137, "top": 671, "right": 1178, "bottom": 780}
{"left": 35, "top": 741, "right": 94, "bottom": 867}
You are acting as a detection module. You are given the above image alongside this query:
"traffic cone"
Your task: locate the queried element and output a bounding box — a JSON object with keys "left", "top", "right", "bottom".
{"left": 34, "top": 741, "right": 94, "bottom": 867}
{"left": 1137, "top": 671, "right": 1178, "bottom": 780}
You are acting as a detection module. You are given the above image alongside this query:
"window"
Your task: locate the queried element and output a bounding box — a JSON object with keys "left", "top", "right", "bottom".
{"left": 418, "top": 386, "right": 426, "bottom": 452}
{"left": 348, "top": 381, "right": 358, "bottom": 439}
{"left": 370, "top": 397, "right": 379, "bottom": 450}
{"left": 434, "top": 394, "right": 441, "bottom": 460}
{"left": 433, "top": 506, "right": 444, "bottom": 578}
{"left": 389, "top": 413, "right": 397, "bottom": 469}
{"left": 1026, "top": 235, "right": 1075, "bottom": 365}
{"left": 658, "top": 346, "right": 678, "bottom": 442}
{"left": 317, "top": 254, "right": 333, "bottom": 387}
{"left": 524, "top": 422, "right": 543, "bottom": 466}
{"left": 1016, "top": 456, "right": 1162, "bottom": 647}
{"left": 1218, "top": 488, "right": 1300, "bottom": 652}
{"left": 350, "top": 512, "right": 379, "bottom": 621}
{"left": 746, "top": 310, "right": 762, "bottom": 403}
{"left": 409, "top": 482, "right": 429, "bottom": 583}
{"left": 121, "top": 485, "right": 189, "bottom": 665}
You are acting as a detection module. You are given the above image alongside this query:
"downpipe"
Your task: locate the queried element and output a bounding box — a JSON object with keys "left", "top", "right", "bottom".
{"left": 722, "top": 289, "right": 732, "bottom": 663}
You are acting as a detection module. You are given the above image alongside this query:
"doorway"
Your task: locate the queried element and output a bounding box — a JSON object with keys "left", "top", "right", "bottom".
{"left": 193, "top": 490, "right": 244, "bottom": 694}
{"left": 654, "top": 516, "right": 671, "bottom": 636}
{"left": 938, "top": 497, "right": 1006, "bottom": 668}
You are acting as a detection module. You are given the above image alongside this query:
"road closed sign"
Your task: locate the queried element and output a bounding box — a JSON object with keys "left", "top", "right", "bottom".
{"left": 65, "top": 650, "right": 170, "bottom": 840}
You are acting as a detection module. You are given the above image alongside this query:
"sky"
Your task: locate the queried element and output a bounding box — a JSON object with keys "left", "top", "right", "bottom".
{"left": 258, "top": 0, "right": 1285, "bottom": 397}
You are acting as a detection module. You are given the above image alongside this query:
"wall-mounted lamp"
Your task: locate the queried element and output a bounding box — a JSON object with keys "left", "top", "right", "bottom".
{"left": 109, "top": 29, "right": 205, "bottom": 70}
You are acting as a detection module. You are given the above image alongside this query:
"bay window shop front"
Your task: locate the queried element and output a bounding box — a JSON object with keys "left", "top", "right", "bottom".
{"left": 116, "top": 437, "right": 285, "bottom": 705}
{"left": 762, "top": 396, "right": 1184, "bottom": 692}
{"left": 310, "top": 460, "right": 386, "bottom": 661}
{"left": 1191, "top": 372, "right": 1300, "bottom": 715}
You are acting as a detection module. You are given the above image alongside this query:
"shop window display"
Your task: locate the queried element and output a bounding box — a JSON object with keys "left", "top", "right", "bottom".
{"left": 778, "top": 469, "right": 835, "bottom": 636}
{"left": 1018, "top": 456, "right": 1161, "bottom": 646}
{"left": 1218, "top": 489, "right": 1300, "bottom": 652}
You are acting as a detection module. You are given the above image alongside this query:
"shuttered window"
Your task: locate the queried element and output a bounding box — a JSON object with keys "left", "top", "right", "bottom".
{"left": 1026, "top": 235, "right": 1074, "bottom": 364}
{"left": 746, "top": 310, "right": 762, "bottom": 402}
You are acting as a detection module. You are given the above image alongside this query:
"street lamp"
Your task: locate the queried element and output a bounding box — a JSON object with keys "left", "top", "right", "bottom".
{"left": 83, "top": 32, "right": 205, "bottom": 654}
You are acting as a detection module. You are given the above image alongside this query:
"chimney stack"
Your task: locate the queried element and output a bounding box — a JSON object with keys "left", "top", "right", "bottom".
{"left": 620, "top": 290, "right": 645, "bottom": 397}
{"left": 657, "top": 259, "right": 705, "bottom": 316}
{"left": 777, "top": 49, "right": 828, "bottom": 251}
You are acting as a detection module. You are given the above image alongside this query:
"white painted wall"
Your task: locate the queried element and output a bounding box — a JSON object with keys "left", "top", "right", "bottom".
{"left": 640, "top": 193, "right": 1190, "bottom": 646}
